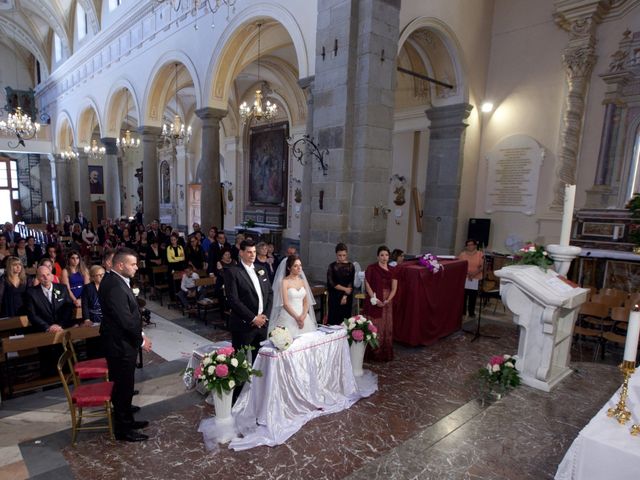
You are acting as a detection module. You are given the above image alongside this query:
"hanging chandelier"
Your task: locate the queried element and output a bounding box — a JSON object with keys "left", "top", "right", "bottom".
{"left": 161, "top": 64, "right": 192, "bottom": 147}
{"left": 0, "top": 107, "right": 40, "bottom": 148}
{"left": 155, "top": 0, "right": 236, "bottom": 29}
{"left": 60, "top": 147, "right": 78, "bottom": 160}
{"left": 239, "top": 23, "right": 278, "bottom": 124}
{"left": 84, "top": 139, "right": 105, "bottom": 160}
{"left": 116, "top": 88, "right": 140, "bottom": 151}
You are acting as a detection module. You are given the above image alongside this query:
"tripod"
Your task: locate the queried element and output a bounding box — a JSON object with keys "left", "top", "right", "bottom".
{"left": 463, "top": 251, "right": 500, "bottom": 342}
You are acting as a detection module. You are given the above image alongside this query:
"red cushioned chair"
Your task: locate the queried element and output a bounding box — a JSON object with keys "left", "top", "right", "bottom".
{"left": 57, "top": 349, "right": 114, "bottom": 445}
{"left": 63, "top": 331, "right": 109, "bottom": 380}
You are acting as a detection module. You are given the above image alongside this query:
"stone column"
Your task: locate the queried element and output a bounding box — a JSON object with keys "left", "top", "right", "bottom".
{"left": 195, "top": 107, "right": 227, "bottom": 231}
{"left": 101, "top": 137, "right": 121, "bottom": 220}
{"left": 76, "top": 151, "right": 91, "bottom": 218}
{"left": 52, "top": 154, "right": 68, "bottom": 222}
{"left": 421, "top": 104, "right": 473, "bottom": 255}
{"left": 138, "top": 126, "right": 161, "bottom": 225}
{"left": 298, "top": 76, "right": 314, "bottom": 266}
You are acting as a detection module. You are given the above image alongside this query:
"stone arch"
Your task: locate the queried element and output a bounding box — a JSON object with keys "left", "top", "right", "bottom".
{"left": 104, "top": 79, "right": 141, "bottom": 138}
{"left": 143, "top": 51, "right": 202, "bottom": 126}
{"left": 204, "top": 3, "right": 309, "bottom": 110}
{"left": 77, "top": 0, "right": 100, "bottom": 35}
{"left": 0, "top": 17, "right": 50, "bottom": 77}
{"left": 54, "top": 111, "right": 76, "bottom": 150}
{"left": 76, "top": 98, "right": 103, "bottom": 145}
{"left": 397, "top": 17, "right": 468, "bottom": 105}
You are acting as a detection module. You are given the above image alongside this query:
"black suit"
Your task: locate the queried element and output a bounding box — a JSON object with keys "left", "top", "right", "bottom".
{"left": 223, "top": 263, "right": 273, "bottom": 359}
{"left": 25, "top": 284, "right": 74, "bottom": 332}
{"left": 3, "top": 230, "right": 20, "bottom": 246}
{"left": 207, "top": 242, "right": 231, "bottom": 273}
{"left": 98, "top": 271, "right": 142, "bottom": 432}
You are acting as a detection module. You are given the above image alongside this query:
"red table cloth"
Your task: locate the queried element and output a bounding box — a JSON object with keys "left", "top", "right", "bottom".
{"left": 393, "top": 258, "right": 467, "bottom": 346}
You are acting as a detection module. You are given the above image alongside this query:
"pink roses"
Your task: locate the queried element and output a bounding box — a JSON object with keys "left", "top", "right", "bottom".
{"left": 367, "top": 323, "right": 378, "bottom": 333}
{"left": 217, "top": 346, "right": 235, "bottom": 356}
{"left": 215, "top": 364, "right": 229, "bottom": 378}
{"left": 489, "top": 355, "right": 505, "bottom": 366}
{"left": 352, "top": 329, "right": 365, "bottom": 342}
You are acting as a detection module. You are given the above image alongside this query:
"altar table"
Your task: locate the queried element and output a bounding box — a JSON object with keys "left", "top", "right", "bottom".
{"left": 555, "top": 369, "right": 640, "bottom": 479}
{"left": 393, "top": 258, "right": 467, "bottom": 346}
{"left": 200, "top": 329, "right": 376, "bottom": 451}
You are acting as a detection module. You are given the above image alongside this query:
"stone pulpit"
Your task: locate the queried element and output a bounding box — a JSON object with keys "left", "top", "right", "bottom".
{"left": 495, "top": 265, "right": 589, "bottom": 392}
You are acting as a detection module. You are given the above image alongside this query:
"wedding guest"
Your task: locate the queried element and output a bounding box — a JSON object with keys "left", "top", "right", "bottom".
{"left": 14, "top": 237, "right": 28, "bottom": 266}
{"left": 266, "top": 242, "right": 279, "bottom": 267}
{"left": 25, "top": 236, "right": 43, "bottom": 267}
{"left": 97, "top": 219, "right": 108, "bottom": 245}
{"left": 0, "top": 236, "right": 12, "bottom": 267}
{"left": 326, "top": 243, "right": 355, "bottom": 325}
{"left": 0, "top": 256, "right": 29, "bottom": 317}
{"left": 35, "top": 258, "right": 60, "bottom": 284}
{"left": 60, "top": 251, "right": 90, "bottom": 308}
{"left": 363, "top": 245, "right": 398, "bottom": 362}
{"left": 177, "top": 264, "right": 201, "bottom": 309}
{"left": 186, "top": 234, "right": 205, "bottom": 271}
{"left": 82, "top": 220, "right": 98, "bottom": 247}
{"left": 215, "top": 248, "right": 236, "bottom": 313}
{"left": 46, "top": 218, "right": 59, "bottom": 239}
{"left": 201, "top": 227, "right": 217, "bottom": 260}
{"left": 254, "top": 241, "right": 275, "bottom": 283}
{"left": 102, "top": 250, "right": 115, "bottom": 273}
{"left": 209, "top": 231, "right": 232, "bottom": 272}
{"left": 229, "top": 233, "right": 244, "bottom": 263}
{"left": 166, "top": 233, "right": 186, "bottom": 273}
{"left": 82, "top": 265, "right": 106, "bottom": 326}
{"left": 74, "top": 212, "right": 88, "bottom": 230}
{"left": 70, "top": 223, "right": 83, "bottom": 249}
{"left": 44, "top": 244, "right": 63, "bottom": 278}
{"left": 145, "top": 239, "right": 163, "bottom": 268}
{"left": 25, "top": 266, "right": 74, "bottom": 332}
{"left": 3, "top": 222, "right": 20, "bottom": 246}
{"left": 389, "top": 249, "right": 405, "bottom": 267}
{"left": 62, "top": 214, "right": 73, "bottom": 236}
{"left": 457, "top": 239, "right": 484, "bottom": 319}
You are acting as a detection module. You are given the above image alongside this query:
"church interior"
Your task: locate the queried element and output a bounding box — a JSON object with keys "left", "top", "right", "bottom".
{"left": 0, "top": 0, "right": 640, "bottom": 478}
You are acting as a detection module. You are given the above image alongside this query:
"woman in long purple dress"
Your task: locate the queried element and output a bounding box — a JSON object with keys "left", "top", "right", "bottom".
{"left": 363, "top": 245, "right": 398, "bottom": 361}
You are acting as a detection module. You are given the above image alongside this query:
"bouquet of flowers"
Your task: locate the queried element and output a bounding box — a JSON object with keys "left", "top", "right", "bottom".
{"left": 418, "top": 253, "right": 443, "bottom": 273}
{"left": 515, "top": 242, "right": 553, "bottom": 270}
{"left": 269, "top": 326, "right": 293, "bottom": 351}
{"left": 477, "top": 354, "right": 520, "bottom": 394}
{"left": 192, "top": 346, "right": 262, "bottom": 396}
{"left": 344, "top": 314, "right": 379, "bottom": 348}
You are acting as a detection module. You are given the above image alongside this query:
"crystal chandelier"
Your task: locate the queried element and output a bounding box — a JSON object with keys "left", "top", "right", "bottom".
{"left": 155, "top": 0, "right": 236, "bottom": 17}
{"left": 116, "top": 89, "right": 140, "bottom": 150}
{"left": 0, "top": 107, "right": 41, "bottom": 148}
{"left": 239, "top": 23, "right": 278, "bottom": 124}
{"left": 84, "top": 139, "right": 105, "bottom": 160}
{"left": 60, "top": 147, "right": 78, "bottom": 160}
{"left": 161, "top": 64, "right": 192, "bottom": 147}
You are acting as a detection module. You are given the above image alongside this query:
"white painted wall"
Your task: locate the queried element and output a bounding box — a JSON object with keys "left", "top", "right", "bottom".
{"left": 0, "top": 43, "right": 34, "bottom": 93}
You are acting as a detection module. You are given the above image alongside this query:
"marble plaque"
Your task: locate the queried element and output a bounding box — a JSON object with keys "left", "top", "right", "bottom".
{"left": 485, "top": 135, "right": 544, "bottom": 215}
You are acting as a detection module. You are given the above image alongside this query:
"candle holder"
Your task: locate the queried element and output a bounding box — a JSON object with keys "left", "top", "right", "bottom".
{"left": 607, "top": 360, "right": 636, "bottom": 425}
{"left": 546, "top": 244, "right": 582, "bottom": 277}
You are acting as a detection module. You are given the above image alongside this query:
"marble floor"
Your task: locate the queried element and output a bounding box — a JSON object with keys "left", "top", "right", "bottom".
{"left": 0, "top": 303, "right": 624, "bottom": 480}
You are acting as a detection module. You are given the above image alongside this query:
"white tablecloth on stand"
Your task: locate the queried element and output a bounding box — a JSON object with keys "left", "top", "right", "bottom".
{"left": 555, "top": 370, "right": 640, "bottom": 480}
{"left": 199, "top": 328, "right": 377, "bottom": 451}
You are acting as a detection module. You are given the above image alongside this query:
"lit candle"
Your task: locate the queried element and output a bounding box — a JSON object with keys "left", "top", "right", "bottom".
{"left": 559, "top": 184, "right": 576, "bottom": 246}
{"left": 624, "top": 306, "right": 640, "bottom": 364}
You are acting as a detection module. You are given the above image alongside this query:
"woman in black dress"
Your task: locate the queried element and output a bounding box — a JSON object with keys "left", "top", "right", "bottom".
{"left": 326, "top": 243, "right": 355, "bottom": 325}
{"left": 0, "top": 256, "right": 29, "bottom": 317}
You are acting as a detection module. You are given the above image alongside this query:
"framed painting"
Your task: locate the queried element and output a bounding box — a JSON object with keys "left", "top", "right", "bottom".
{"left": 88, "top": 165, "right": 104, "bottom": 194}
{"left": 248, "top": 122, "right": 288, "bottom": 206}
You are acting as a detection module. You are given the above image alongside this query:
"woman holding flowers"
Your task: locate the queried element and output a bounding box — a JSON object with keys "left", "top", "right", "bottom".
{"left": 363, "top": 245, "right": 397, "bottom": 361}
{"left": 457, "top": 239, "right": 483, "bottom": 319}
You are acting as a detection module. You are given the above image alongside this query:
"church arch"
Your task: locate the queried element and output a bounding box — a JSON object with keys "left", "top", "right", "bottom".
{"left": 76, "top": 98, "right": 103, "bottom": 145}
{"left": 104, "top": 79, "right": 141, "bottom": 138}
{"left": 54, "top": 111, "right": 76, "bottom": 151}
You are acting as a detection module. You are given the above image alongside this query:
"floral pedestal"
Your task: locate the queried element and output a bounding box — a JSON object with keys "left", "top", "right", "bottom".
{"left": 203, "top": 388, "right": 236, "bottom": 444}
{"left": 350, "top": 341, "right": 366, "bottom": 377}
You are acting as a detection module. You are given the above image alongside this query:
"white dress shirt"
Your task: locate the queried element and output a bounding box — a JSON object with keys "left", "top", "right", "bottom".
{"left": 41, "top": 284, "right": 53, "bottom": 303}
{"left": 241, "top": 261, "right": 264, "bottom": 316}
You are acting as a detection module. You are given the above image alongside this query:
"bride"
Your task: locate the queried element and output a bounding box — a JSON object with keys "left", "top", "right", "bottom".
{"left": 269, "top": 255, "right": 318, "bottom": 337}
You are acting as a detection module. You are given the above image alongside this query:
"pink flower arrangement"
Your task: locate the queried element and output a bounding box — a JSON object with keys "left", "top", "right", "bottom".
{"left": 215, "top": 364, "right": 229, "bottom": 378}
{"left": 478, "top": 353, "right": 520, "bottom": 394}
{"left": 190, "top": 345, "right": 262, "bottom": 396}
{"left": 217, "top": 346, "right": 235, "bottom": 356}
{"left": 489, "top": 355, "right": 505, "bottom": 367}
{"left": 418, "top": 253, "right": 443, "bottom": 273}
{"left": 344, "top": 315, "right": 379, "bottom": 348}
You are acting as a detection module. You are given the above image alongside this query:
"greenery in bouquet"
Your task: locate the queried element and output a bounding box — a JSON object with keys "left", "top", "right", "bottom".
{"left": 418, "top": 253, "right": 443, "bottom": 273}
{"left": 269, "top": 326, "right": 293, "bottom": 351}
{"left": 344, "top": 314, "right": 379, "bottom": 348}
{"left": 192, "top": 346, "right": 262, "bottom": 396}
{"left": 477, "top": 354, "right": 521, "bottom": 394}
{"left": 514, "top": 242, "right": 553, "bottom": 270}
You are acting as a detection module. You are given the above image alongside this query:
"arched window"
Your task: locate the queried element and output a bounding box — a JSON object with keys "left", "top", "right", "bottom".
{"left": 53, "top": 34, "right": 62, "bottom": 63}
{"left": 77, "top": 3, "right": 88, "bottom": 40}
{"left": 160, "top": 161, "right": 170, "bottom": 204}
{"left": 108, "top": 0, "right": 123, "bottom": 12}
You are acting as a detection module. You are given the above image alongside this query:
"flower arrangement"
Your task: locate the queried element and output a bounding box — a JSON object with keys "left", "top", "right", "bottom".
{"left": 515, "top": 242, "right": 553, "bottom": 270}
{"left": 477, "top": 354, "right": 521, "bottom": 394}
{"left": 192, "top": 346, "right": 262, "bottom": 396}
{"left": 269, "top": 326, "right": 293, "bottom": 351}
{"left": 344, "top": 314, "right": 379, "bottom": 348}
{"left": 418, "top": 253, "right": 443, "bottom": 273}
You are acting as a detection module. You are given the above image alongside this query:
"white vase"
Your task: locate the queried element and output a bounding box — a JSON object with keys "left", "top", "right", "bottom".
{"left": 212, "top": 389, "right": 234, "bottom": 424}
{"left": 350, "top": 341, "right": 366, "bottom": 377}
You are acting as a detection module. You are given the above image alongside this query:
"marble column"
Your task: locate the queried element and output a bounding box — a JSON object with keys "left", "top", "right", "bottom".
{"left": 195, "top": 107, "right": 227, "bottom": 231}
{"left": 76, "top": 151, "right": 91, "bottom": 218}
{"left": 139, "top": 126, "right": 161, "bottom": 225}
{"left": 421, "top": 103, "right": 473, "bottom": 255}
{"left": 101, "top": 137, "right": 121, "bottom": 220}
{"left": 53, "top": 154, "right": 72, "bottom": 222}
{"left": 298, "top": 76, "right": 314, "bottom": 266}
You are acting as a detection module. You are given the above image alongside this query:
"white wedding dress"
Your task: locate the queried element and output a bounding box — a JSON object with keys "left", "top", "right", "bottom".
{"left": 272, "top": 287, "right": 317, "bottom": 337}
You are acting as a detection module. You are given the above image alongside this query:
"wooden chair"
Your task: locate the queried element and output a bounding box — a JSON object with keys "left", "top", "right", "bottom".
{"left": 591, "top": 294, "right": 624, "bottom": 309}
{"left": 599, "top": 288, "right": 627, "bottom": 298}
{"left": 62, "top": 330, "right": 108, "bottom": 381}
{"left": 574, "top": 302, "right": 611, "bottom": 361}
{"left": 57, "top": 349, "right": 114, "bottom": 446}
{"left": 150, "top": 265, "right": 170, "bottom": 305}
{"left": 195, "top": 277, "right": 219, "bottom": 324}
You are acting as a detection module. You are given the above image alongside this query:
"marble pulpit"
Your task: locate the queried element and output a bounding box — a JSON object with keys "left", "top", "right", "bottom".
{"left": 495, "top": 265, "right": 589, "bottom": 392}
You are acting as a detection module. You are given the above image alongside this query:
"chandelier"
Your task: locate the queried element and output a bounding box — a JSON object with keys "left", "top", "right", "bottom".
{"left": 155, "top": 0, "right": 236, "bottom": 29}
{"left": 161, "top": 64, "right": 192, "bottom": 147}
{"left": 60, "top": 147, "right": 78, "bottom": 160}
{"left": 116, "top": 88, "right": 140, "bottom": 151}
{"left": 84, "top": 139, "right": 105, "bottom": 160}
{"left": 239, "top": 23, "right": 278, "bottom": 124}
{"left": 0, "top": 107, "right": 41, "bottom": 148}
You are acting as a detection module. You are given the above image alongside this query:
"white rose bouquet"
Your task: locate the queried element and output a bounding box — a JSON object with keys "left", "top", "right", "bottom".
{"left": 190, "top": 345, "right": 262, "bottom": 396}
{"left": 269, "top": 326, "right": 293, "bottom": 351}
{"left": 344, "top": 314, "right": 379, "bottom": 348}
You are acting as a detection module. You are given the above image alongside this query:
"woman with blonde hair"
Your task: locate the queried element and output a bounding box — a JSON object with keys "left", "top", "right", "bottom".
{"left": 60, "top": 251, "right": 90, "bottom": 308}
{"left": 0, "top": 256, "right": 29, "bottom": 316}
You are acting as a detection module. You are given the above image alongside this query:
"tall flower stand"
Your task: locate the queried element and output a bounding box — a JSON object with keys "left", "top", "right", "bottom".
{"left": 350, "top": 341, "right": 366, "bottom": 377}
{"left": 198, "top": 388, "right": 237, "bottom": 449}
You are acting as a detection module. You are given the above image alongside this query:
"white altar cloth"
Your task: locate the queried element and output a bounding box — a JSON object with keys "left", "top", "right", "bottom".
{"left": 555, "top": 370, "right": 640, "bottom": 480}
{"left": 200, "top": 329, "right": 377, "bottom": 451}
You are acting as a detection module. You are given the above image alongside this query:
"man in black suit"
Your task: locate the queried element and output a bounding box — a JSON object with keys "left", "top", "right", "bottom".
{"left": 25, "top": 266, "right": 75, "bottom": 333}
{"left": 74, "top": 212, "right": 88, "bottom": 230}
{"left": 207, "top": 231, "right": 231, "bottom": 274}
{"left": 99, "top": 248, "right": 152, "bottom": 442}
{"left": 3, "top": 222, "right": 21, "bottom": 247}
{"left": 223, "top": 239, "right": 273, "bottom": 361}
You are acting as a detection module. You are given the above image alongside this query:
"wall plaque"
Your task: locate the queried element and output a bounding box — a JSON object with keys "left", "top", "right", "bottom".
{"left": 485, "top": 134, "right": 544, "bottom": 215}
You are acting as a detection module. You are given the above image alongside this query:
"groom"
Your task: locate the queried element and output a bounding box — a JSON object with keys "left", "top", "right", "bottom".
{"left": 223, "top": 238, "right": 273, "bottom": 362}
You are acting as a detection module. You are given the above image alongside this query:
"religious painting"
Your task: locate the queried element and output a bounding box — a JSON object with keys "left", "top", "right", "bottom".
{"left": 88, "top": 165, "right": 104, "bottom": 194}
{"left": 603, "top": 260, "right": 640, "bottom": 292}
{"left": 248, "top": 122, "right": 288, "bottom": 206}
{"left": 582, "top": 222, "right": 616, "bottom": 237}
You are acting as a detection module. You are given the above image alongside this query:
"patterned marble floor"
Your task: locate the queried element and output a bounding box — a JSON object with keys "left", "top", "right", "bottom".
{"left": 2, "top": 305, "right": 624, "bottom": 480}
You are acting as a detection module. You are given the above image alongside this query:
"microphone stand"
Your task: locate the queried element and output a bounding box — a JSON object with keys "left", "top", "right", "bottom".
{"left": 463, "top": 249, "right": 500, "bottom": 342}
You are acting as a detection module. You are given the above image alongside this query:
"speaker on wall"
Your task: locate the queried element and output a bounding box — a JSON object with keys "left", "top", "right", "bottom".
{"left": 467, "top": 218, "right": 491, "bottom": 249}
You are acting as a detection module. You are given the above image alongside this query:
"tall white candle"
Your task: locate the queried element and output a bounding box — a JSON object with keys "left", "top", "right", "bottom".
{"left": 624, "top": 309, "right": 640, "bottom": 363}
{"left": 559, "top": 184, "right": 576, "bottom": 246}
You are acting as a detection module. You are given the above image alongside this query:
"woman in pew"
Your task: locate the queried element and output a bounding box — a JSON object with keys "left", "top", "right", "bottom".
{"left": 60, "top": 251, "right": 90, "bottom": 308}
{"left": 34, "top": 258, "right": 60, "bottom": 284}
{"left": 0, "top": 235, "right": 11, "bottom": 268}
{"left": 82, "top": 265, "right": 105, "bottom": 326}
{"left": 0, "top": 256, "right": 29, "bottom": 317}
